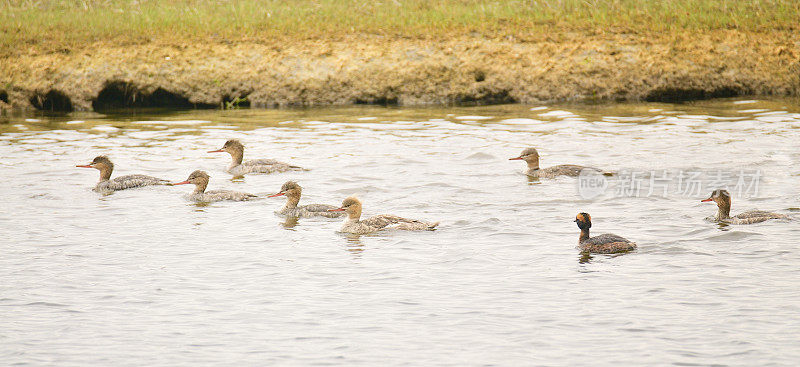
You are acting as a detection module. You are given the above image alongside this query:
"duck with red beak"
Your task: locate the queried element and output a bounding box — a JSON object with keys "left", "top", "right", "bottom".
{"left": 328, "top": 196, "right": 439, "bottom": 234}
{"left": 267, "top": 181, "right": 343, "bottom": 218}
{"left": 509, "top": 147, "right": 608, "bottom": 178}
{"left": 77, "top": 155, "right": 169, "bottom": 192}
{"left": 701, "top": 189, "right": 787, "bottom": 224}
{"left": 172, "top": 170, "right": 257, "bottom": 202}
{"left": 208, "top": 139, "right": 304, "bottom": 176}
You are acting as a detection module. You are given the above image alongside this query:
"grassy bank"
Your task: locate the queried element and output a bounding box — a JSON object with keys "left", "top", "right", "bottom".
{"left": 2, "top": 0, "right": 799, "bottom": 54}
{"left": 1, "top": 1, "right": 799, "bottom": 111}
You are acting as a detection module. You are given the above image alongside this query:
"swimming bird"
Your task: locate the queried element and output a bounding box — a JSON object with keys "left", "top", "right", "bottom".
{"left": 172, "top": 170, "right": 257, "bottom": 202}
{"left": 701, "top": 189, "right": 787, "bottom": 224}
{"left": 574, "top": 213, "right": 636, "bottom": 254}
{"left": 208, "top": 139, "right": 303, "bottom": 176}
{"left": 328, "top": 196, "right": 439, "bottom": 234}
{"left": 267, "top": 181, "right": 344, "bottom": 218}
{"left": 509, "top": 147, "right": 605, "bottom": 178}
{"left": 76, "top": 155, "right": 170, "bottom": 192}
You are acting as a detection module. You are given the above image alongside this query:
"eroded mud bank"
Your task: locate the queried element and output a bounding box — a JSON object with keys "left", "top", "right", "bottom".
{"left": 1, "top": 31, "right": 798, "bottom": 111}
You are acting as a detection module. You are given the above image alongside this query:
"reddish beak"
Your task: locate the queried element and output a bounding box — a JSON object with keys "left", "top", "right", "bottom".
{"left": 76, "top": 164, "right": 93, "bottom": 168}
{"left": 172, "top": 180, "right": 192, "bottom": 185}
{"left": 509, "top": 157, "right": 523, "bottom": 161}
{"left": 267, "top": 192, "right": 286, "bottom": 198}
{"left": 701, "top": 198, "right": 713, "bottom": 202}
{"left": 208, "top": 149, "right": 225, "bottom": 153}
{"left": 327, "top": 208, "right": 345, "bottom": 212}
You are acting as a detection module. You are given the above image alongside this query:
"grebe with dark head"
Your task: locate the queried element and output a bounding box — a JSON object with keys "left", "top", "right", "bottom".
{"left": 267, "top": 181, "right": 344, "bottom": 218}
{"left": 208, "top": 139, "right": 304, "bottom": 176}
{"left": 172, "top": 170, "right": 257, "bottom": 202}
{"left": 574, "top": 213, "right": 636, "bottom": 254}
{"left": 76, "top": 156, "right": 169, "bottom": 192}
{"left": 701, "top": 189, "right": 787, "bottom": 224}
{"left": 328, "top": 196, "right": 439, "bottom": 234}
{"left": 509, "top": 147, "right": 607, "bottom": 178}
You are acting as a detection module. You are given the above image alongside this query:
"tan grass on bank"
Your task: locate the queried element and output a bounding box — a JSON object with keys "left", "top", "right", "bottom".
{"left": 1, "top": 1, "right": 799, "bottom": 110}
{"left": 2, "top": 0, "right": 799, "bottom": 54}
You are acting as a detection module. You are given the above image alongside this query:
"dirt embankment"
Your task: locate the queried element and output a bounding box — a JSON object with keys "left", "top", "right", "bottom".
{"left": 1, "top": 30, "right": 799, "bottom": 112}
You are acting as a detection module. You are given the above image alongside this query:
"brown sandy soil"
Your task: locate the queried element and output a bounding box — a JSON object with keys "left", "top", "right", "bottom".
{"left": 1, "top": 31, "right": 799, "bottom": 111}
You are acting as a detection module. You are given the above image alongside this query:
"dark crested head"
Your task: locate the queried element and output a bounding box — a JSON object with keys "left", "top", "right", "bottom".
{"left": 519, "top": 147, "right": 539, "bottom": 157}
{"left": 172, "top": 170, "right": 210, "bottom": 187}
{"left": 702, "top": 189, "right": 731, "bottom": 204}
{"left": 91, "top": 155, "right": 113, "bottom": 166}
{"left": 77, "top": 155, "right": 114, "bottom": 175}
{"left": 187, "top": 170, "right": 210, "bottom": 181}
{"left": 341, "top": 196, "right": 361, "bottom": 208}
{"left": 712, "top": 189, "right": 730, "bottom": 200}
{"left": 223, "top": 139, "right": 243, "bottom": 150}
{"left": 280, "top": 181, "right": 301, "bottom": 192}
{"left": 510, "top": 147, "right": 540, "bottom": 161}
{"left": 574, "top": 212, "right": 592, "bottom": 230}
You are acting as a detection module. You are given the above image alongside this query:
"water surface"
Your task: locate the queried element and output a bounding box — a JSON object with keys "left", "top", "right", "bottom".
{"left": 1, "top": 99, "right": 799, "bottom": 366}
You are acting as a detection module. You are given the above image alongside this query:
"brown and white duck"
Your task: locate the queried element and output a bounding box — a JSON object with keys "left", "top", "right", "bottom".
{"left": 172, "top": 170, "right": 257, "bottom": 202}
{"left": 701, "top": 189, "right": 787, "bottom": 224}
{"left": 76, "top": 155, "right": 169, "bottom": 192}
{"left": 267, "top": 181, "right": 344, "bottom": 218}
{"left": 208, "top": 139, "right": 304, "bottom": 176}
{"left": 509, "top": 147, "right": 606, "bottom": 178}
{"left": 328, "top": 196, "right": 439, "bottom": 234}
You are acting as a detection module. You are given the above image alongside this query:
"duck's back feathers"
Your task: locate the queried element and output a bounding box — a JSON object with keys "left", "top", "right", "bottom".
{"left": 96, "top": 174, "right": 170, "bottom": 192}
{"left": 580, "top": 233, "right": 636, "bottom": 254}
{"left": 191, "top": 190, "right": 257, "bottom": 202}
{"left": 300, "top": 203, "right": 342, "bottom": 217}
{"left": 536, "top": 164, "right": 600, "bottom": 178}
{"left": 279, "top": 203, "right": 344, "bottom": 218}
{"left": 229, "top": 159, "right": 305, "bottom": 175}
{"left": 362, "top": 215, "right": 438, "bottom": 231}
{"left": 728, "top": 210, "right": 788, "bottom": 224}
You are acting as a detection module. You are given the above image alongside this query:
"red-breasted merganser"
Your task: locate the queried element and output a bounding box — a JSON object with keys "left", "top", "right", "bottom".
{"left": 509, "top": 147, "right": 605, "bottom": 178}
{"left": 76, "top": 155, "right": 169, "bottom": 192}
{"left": 208, "top": 139, "right": 304, "bottom": 176}
{"left": 172, "top": 170, "right": 257, "bottom": 202}
{"left": 328, "top": 196, "right": 439, "bottom": 234}
{"left": 574, "top": 213, "right": 637, "bottom": 254}
{"left": 701, "top": 189, "right": 787, "bottom": 224}
{"left": 267, "top": 181, "right": 344, "bottom": 218}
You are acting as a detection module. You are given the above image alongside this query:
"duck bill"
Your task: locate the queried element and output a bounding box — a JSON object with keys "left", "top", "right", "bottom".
{"left": 267, "top": 192, "right": 286, "bottom": 198}
{"left": 701, "top": 198, "right": 713, "bottom": 202}
{"left": 76, "top": 164, "right": 93, "bottom": 168}
{"left": 508, "top": 157, "right": 523, "bottom": 161}
{"left": 207, "top": 149, "right": 225, "bottom": 153}
{"left": 172, "top": 180, "right": 192, "bottom": 185}
{"left": 327, "top": 208, "right": 346, "bottom": 212}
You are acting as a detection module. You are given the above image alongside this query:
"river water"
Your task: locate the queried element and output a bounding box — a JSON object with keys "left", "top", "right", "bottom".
{"left": 1, "top": 99, "right": 799, "bottom": 366}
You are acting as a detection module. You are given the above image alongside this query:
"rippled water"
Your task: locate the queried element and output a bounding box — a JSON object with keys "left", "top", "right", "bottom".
{"left": 2, "top": 99, "right": 799, "bottom": 366}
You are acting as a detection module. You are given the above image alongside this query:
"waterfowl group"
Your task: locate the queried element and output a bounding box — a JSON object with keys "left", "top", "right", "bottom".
{"left": 76, "top": 142, "right": 790, "bottom": 248}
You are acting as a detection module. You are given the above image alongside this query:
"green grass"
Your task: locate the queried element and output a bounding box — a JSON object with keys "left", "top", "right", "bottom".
{"left": 2, "top": 0, "right": 799, "bottom": 52}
